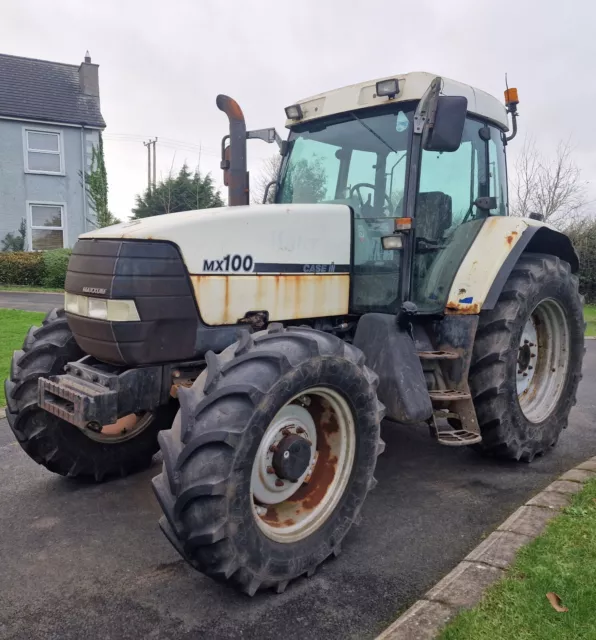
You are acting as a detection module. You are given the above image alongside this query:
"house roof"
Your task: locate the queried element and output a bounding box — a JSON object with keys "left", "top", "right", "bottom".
{"left": 0, "top": 53, "right": 106, "bottom": 128}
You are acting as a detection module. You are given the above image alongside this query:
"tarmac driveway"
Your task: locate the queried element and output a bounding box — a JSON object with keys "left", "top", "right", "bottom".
{"left": 0, "top": 343, "right": 594, "bottom": 639}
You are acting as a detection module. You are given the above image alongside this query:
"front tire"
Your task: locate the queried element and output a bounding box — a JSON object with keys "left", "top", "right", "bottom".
{"left": 4, "top": 308, "right": 177, "bottom": 481}
{"left": 152, "top": 325, "right": 385, "bottom": 595}
{"left": 470, "top": 254, "right": 584, "bottom": 461}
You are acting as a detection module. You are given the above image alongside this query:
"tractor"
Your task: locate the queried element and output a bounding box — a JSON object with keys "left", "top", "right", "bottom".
{"left": 4, "top": 72, "right": 584, "bottom": 596}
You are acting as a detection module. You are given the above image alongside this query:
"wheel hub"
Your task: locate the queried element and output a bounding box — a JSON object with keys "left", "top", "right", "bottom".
{"left": 250, "top": 388, "right": 357, "bottom": 544}
{"left": 251, "top": 405, "right": 317, "bottom": 505}
{"left": 517, "top": 318, "right": 538, "bottom": 396}
{"left": 273, "top": 434, "right": 312, "bottom": 482}
{"left": 516, "top": 298, "right": 570, "bottom": 423}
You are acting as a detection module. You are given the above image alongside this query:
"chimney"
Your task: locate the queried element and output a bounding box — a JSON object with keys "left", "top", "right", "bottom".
{"left": 79, "top": 50, "right": 100, "bottom": 98}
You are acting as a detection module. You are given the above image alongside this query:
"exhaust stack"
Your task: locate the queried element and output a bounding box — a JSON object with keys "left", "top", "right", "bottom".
{"left": 216, "top": 94, "right": 249, "bottom": 206}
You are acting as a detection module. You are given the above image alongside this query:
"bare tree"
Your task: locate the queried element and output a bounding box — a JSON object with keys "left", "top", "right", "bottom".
{"left": 252, "top": 155, "right": 282, "bottom": 204}
{"left": 510, "top": 137, "right": 589, "bottom": 227}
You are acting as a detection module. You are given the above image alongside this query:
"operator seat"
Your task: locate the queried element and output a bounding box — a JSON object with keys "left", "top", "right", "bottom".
{"left": 415, "top": 192, "right": 453, "bottom": 241}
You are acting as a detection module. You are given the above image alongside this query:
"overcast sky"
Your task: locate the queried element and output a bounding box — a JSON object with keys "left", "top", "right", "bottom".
{"left": 2, "top": 0, "right": 595, "bottom": 217}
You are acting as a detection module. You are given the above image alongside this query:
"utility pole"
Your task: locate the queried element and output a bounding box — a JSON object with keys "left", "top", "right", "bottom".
{"left": 152, "top": 137, "right": 157, "bottom": 189}
{"left": 143, "top": 138, "right": 158, "bottom": 193}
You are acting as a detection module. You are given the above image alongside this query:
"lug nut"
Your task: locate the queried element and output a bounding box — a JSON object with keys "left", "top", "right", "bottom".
{"left": 523, "top": 373, "right": 528, "bottom": 377}
{"left": 529, "top": 342, "right": 535, "bottom": 347}
{"left": 275, "top": 479, "right": 284, "bottom": 487}
{"left": 296, "top": 427, "right": 305, "bottom": 434}
{"left": 524, "top": 339, "right": 529, "bottom": 344}
{"left": 531, "top": 353, "right": 536, "bottom": 358}
{"left": 269, "top": 444, "right": 278, "bottom": 453}
{"left": 266, "top": 466, "right": 275, "bottom": 474}
{"left": 528, "top": 366, "right": 533, "bottom": 370}
{"left": 281, "top": 428, "right": 291, "bottom": 436}
{"left": 518, "top": 370, "right": 522, "bottom": 374}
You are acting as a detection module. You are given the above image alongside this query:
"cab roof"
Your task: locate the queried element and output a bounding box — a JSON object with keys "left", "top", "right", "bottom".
{"left": 286, "top": 71, "right": 509, "bottom": 130}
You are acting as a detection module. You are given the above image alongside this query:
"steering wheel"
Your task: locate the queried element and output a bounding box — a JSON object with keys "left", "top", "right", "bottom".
{"left": 349, "top": 183, "right": 393, "bottom": 215}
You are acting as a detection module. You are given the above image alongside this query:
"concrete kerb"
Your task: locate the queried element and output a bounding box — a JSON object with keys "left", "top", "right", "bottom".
{"left": 0, "top": 408, "right": 5, "bottom": 420}
{"left": 376, "top": 457, "right": 596, "bottom": 640}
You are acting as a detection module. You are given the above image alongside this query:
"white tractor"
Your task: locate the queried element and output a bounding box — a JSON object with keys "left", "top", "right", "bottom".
{"left": 5, "top": 72, "right": 584, "bottom": 595}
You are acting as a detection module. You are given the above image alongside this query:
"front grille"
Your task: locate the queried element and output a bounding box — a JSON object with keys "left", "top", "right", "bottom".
{"left": 65, "top": 239, "right": 199, "bottom": 365}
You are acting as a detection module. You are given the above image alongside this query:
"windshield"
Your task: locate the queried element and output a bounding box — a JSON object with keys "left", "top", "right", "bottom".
{"left": 277, "top": 105, "right": 415, "bottom": 218}
{"left": 277, "top": 105, "right": 415, "bottom": 313}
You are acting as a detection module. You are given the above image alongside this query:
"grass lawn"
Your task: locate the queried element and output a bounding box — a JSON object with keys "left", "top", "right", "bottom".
{"left": 440, "top": 479, "right": 596, "bottom": 640}
{"left": 0, "top": 309, "right": 45, "bottom": 407}
{"left": 585, "top": 304, "right": 596, "bottom": 337}
{"left": 0, "top": 285, "right": 63, "bottom": 293}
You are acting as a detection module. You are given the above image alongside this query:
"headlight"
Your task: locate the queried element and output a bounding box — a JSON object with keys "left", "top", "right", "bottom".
{"left": 106, "top": 299, "right": 141, "bottom": 322}
{"left": 381, "top": 234, "right": 404, "bottom": 250}
{"left": 88, "top": 298, "right": 108, "bottom": 320}
{"left": 65, "top": 292, "right": 88, "bottom": 316}
{"left": 64, "top": 293, "right": 140, "bottom": 322}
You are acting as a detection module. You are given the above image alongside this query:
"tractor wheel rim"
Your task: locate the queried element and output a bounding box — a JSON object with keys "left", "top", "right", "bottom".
{"left": 517, "top": 298, "right": 570, "bottom": 423}
{"left": 250, "top": 387, "right": 356, "bottom": 543}
{"left": 83, "top": 412, "right": 153, "bottom": 443}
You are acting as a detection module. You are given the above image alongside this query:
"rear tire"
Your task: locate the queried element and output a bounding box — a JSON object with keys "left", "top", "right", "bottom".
{"left": 152, "top": 325, "right": 385, "bottom": 595}
{"left": 4, "top": 308, "right": 177, "bottom": 481}
{"left": 470, "top": 254, "right": 584, "bottom": 461}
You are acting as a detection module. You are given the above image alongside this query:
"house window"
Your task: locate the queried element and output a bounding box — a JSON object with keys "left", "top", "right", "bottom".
{"left": 29, "top": 203, "right": 65, "bottom": 250}
{"left": 24, "top": 129, "right": 63, "bottom": 174}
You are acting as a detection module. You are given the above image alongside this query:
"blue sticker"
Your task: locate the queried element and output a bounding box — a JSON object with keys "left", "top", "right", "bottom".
{"left": 459, "top": 296, "right": 474, "bottom": 304}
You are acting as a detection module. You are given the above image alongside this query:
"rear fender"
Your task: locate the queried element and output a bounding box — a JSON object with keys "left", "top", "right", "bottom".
{"left": 353, "top": 313, "right": 432, "bottom": 423}
{"left": 483, "top": 222, "right": 579, "bottom": 310}
{"left": 446, "top": 217, "right": 579, "bottom": 314}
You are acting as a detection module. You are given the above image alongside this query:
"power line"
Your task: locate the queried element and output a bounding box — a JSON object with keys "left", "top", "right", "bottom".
{"left": 104, "top": 133, "right": 219, "bottom": 155}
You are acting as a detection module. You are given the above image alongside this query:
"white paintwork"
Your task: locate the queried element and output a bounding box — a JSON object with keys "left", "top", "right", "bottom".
{"left": 286, "top": 71, "right": 509, "bottom": 130}
{"left": 191, "top": 274, "right": 350, "bottom": 325}
{"left": 82, "top": 203, "right": 352, "bottom": 274}
{"left": 446, "top": 216, "right": 537, "bottom": 313}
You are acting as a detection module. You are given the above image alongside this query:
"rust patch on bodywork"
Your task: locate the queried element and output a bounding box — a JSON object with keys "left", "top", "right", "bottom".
{"left": 506, "top": 231, "right": 518, "bottom": 246}
{"left": 445, "top": 301, "right": 481, "bottom": 315}
{"left": 191, "top": 274, "right": 350, "bottom": 325}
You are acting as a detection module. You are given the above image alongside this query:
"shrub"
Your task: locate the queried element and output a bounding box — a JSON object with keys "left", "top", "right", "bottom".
{"left": 566, "top": 219, "right": 596, "bottom": 304}
{"left": 1, "top": 219, "right": 27, "bottom": 252}
{"left": 42, "top": 249, "right": 72, "bottom": 288}
{"left": 0, "top": 252, "right": 45, "bottom": 286}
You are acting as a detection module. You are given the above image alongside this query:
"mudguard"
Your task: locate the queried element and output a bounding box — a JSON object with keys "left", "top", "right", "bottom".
{"left": 445, "top": 217, "right": 579, "bottom": 314}
{"left": 353, "top": 313, "right": 432, "bottom": 424}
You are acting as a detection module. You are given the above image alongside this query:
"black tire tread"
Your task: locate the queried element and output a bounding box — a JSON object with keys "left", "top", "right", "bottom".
{"left": 153, "top": 326, "right": 384, "bottom": 595}
{"left": 4, "top": 307, "right": 176, "bottom": 481}
{"left": 470, "top": 254, "right": 584, "bottom": 461}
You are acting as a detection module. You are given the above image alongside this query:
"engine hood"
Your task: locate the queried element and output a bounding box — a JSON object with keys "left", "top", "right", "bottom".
{"left": 81, "top": 204, "right": 352, "bottom": 275}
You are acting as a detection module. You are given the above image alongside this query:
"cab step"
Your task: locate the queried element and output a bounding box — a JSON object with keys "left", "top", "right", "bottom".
{"left": 434, "top": 429, "right": 482, "bottom": 446}
{"left": 417, "top": 350, "right": 459, "bottom": 360}
{"left": 428, "top": 389, "right": 471, "bottom": 402}
{"left": 428, "top": 411, "right": 482, "bottom": 446}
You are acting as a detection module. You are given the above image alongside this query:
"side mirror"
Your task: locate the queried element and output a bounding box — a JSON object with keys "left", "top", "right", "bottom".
{"left": 424, "top": 96, "right": 467, "bottom": 152}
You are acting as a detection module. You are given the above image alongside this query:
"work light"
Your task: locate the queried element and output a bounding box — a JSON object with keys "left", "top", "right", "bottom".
{"left": 284, "top": 104, "right": 303, "bottom": 120}
{"left": 376, "top": 79, "right": 399, "bottom": 98}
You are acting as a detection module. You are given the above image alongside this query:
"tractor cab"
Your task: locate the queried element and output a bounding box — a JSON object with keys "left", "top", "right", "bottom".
{"left": 220, "top": 72, "right": 517, "bottom": 317}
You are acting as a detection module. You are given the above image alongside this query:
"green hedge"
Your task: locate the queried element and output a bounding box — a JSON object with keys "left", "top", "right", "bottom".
{"left": 42, "top": 249, "right": 72, "bottom": 288}
{"left": 0, "top": 249, "right": 71, "bottom": 288}
{"left": 566, "top": 221, "right": 596, "bottom": 304}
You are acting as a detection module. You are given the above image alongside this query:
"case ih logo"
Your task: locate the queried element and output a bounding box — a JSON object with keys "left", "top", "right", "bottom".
{"left": 82, "top": 287, "right": 107, "bottom": 295}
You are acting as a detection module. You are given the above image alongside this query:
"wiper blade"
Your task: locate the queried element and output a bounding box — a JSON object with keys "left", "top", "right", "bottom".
{"left": 349, "top": 111, "right": 397, "bottom": 154}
